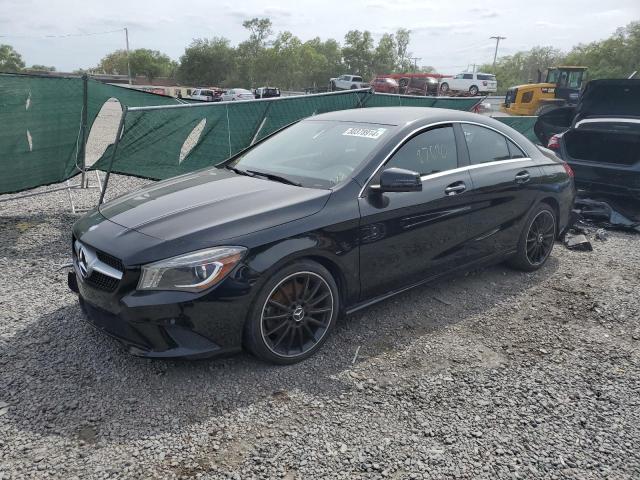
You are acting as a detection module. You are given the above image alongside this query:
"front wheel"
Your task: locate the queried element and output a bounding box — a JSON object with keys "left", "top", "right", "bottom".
{"left": 243, "top": 261, "right": 339, "bottom": 364}
{"left": 469, "top": 85, "right": 479, "bottom": 96}
{"left": 508, "top": 203, "right": 557, "bottom": 271}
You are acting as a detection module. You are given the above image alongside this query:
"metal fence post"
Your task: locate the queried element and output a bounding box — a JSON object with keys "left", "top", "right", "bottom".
{"left": 98, "top": 106, "right": 127, "bottom": 205}
{"left": 80, "top": 74, "right": 88, "bottom": 188}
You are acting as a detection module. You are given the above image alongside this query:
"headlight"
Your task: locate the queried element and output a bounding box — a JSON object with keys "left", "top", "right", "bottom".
{"left": 137, "top": 246, "right": 246, "bottom": 292}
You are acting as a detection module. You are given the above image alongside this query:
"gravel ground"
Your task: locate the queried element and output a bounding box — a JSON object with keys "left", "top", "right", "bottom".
{"left": 0, "top": 172, "right": 638, "bottom": 480}
{"left": 0, "top": 99, "right": 638, "bottom": 478}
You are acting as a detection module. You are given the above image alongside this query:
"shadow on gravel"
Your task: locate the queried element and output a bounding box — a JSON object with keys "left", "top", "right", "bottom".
{"left": 0, "top": 257, "right": 559, "bottom": 443}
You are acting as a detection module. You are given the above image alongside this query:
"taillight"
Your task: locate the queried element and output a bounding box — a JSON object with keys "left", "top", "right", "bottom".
{"left": 563, "top": 162, "right": 574, "bottom": 178}
{"left": 547, "top": 134, "right": 561, "bottom": 151}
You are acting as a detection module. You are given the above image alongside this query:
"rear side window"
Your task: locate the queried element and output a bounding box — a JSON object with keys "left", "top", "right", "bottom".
{"left": 461, "top": 124, "right": 511, "bottom": 164}
{"left": 507, "top": 139, "right": 526, "bottom": 158}
{"left": 386, "top": 125, "right": 458, "bottom": 176}
{"left": 477, "top": 74, "right": 496, "bottom": 81}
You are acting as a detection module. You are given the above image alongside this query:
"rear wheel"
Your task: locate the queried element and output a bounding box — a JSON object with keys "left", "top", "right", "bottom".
{"left": 508, "top": 203, "right": 557, "bottom": 271}
{"left": 440, "top": 82, "right": 449, "bottom": 94}
{"left": 243, "top": 261, "right": 339, "bottom": 364}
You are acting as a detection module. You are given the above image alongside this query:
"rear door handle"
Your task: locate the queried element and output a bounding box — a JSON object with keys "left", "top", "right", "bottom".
{"left": 444, "top": 181, "right": 466, "bottom": 195}
{"left": 515, "top": 170, "right": 531, "bottom": 184}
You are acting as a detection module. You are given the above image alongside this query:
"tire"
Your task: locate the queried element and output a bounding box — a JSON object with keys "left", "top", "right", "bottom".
{"left": 508, "top": 203, "right": 557, "bottom": 272}
{"left": 350, "top": 84, "right": 358, "bottom": 89}
{"left": 440, "top": 82, "right": 449, "bottom": 93}
{"left": 243, "top": 260, "right": 340, "bottom": 365}
{"left": 330, "top": 81, "right": 336, "bottom": 91}
{"left": 469, "top": 85, "right": 479, "bottom": 96}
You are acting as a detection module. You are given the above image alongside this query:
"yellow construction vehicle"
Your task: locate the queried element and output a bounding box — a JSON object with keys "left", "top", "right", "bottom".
{"left": 501, "top": 66, "right": 588, "bottom": 116}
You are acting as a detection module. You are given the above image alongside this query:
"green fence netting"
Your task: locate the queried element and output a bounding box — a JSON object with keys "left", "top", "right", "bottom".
{"left": 93, "top": 92, "right": 484, "bottom": 180}
{"left": 0, "top": 72, "right": 540, "bottom": 194}
{"left": 0, "top": 73, "right": 184, "bottom": 194}
{"left": 494, "top": 116, "right": 539, "bottom": 144}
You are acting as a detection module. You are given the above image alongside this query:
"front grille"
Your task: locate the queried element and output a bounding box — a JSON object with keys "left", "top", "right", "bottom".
{"left": 72, "top": 237, "right": 124, "bottom": 293}
{"left": 85, "top": 271, "right": 120, "bottom": 292}
{"left": 96, "top": 250, "right": 124, "bottom": 272}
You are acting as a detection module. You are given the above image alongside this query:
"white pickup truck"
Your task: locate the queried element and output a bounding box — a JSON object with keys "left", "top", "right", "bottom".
{"left": 329, "top": 74, "right": 369, "bottom": 91}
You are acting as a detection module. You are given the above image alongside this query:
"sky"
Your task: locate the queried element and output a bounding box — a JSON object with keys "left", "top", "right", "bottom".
{"left": 1, "top": 0, "right": 638, "bottom": 74}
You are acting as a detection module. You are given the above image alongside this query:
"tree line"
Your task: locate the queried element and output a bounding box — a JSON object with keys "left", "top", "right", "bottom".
{"left": 479, "top": 22, "right": 639, "bottom": 94}
{"left": 1, "top": 20, "right": 637, "bottom": 92}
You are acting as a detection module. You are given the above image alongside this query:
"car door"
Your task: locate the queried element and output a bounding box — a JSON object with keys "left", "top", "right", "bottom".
{"left": 459, "top": 123, "right": 543, "bottom": 256}
{"left": 358, "top": 124, "right": 477, "bottom": 300}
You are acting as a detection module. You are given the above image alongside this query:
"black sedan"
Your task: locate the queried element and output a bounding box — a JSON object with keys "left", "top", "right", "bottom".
{"left": 69, "top": 107, "right": 575, "bottom": 364}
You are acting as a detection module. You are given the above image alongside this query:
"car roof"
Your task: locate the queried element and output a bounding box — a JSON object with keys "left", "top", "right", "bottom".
{"left": 310, "top": 106, "right": 486, "bottom": 127}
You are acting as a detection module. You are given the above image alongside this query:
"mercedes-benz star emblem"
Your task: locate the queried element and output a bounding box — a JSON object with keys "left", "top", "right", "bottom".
{"left": 77, "top": 246, "right": 89, "bottom": 278}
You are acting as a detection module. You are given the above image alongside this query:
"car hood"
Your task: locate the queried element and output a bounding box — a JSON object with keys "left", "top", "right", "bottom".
{"left": 99, "top": 168, "right": 331, "bottom": 242}
{"left": 575, "top": 79, "right": 640, "bottom": 121}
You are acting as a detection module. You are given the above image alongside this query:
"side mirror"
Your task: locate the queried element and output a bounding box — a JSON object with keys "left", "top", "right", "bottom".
{"left": 370, "top": 167, "right": 422, "bottom": 194}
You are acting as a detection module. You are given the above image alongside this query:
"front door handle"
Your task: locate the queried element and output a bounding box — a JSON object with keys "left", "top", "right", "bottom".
{"left": 444, "top": 181, "right": 466, "bottom": 196}
{"left": 515, "top": 170, "right": 531, "bottom": 184}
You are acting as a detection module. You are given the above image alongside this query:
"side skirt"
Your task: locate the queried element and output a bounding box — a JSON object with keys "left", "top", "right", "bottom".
{"left": 345, "top": 250, "right": 516, "bottom": 315}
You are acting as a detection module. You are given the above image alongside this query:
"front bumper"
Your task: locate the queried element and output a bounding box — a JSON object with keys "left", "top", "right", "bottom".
{"left": 69, "top": 268, "right": 250, "bottom": 359}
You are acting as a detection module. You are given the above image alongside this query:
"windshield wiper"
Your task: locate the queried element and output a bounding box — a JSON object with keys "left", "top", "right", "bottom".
{"left": 225, "top": 165, "right": 255, "bottom": 177}
{"left": 245, "top": 169, "right": 302, "bottom": 187}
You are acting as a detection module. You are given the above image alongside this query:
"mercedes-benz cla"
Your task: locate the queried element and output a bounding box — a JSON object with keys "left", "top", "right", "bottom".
{"left": 69, "top": 107, "right": 574, "bottom": 364}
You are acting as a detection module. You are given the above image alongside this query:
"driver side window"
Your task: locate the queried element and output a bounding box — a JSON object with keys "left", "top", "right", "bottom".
{"left": 385, "top": 125, "right": 458, "bottom": 176}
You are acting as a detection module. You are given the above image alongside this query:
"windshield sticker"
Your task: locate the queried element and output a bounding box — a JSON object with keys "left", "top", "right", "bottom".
{"left": 342, "top": 127, "right": 386, "bottom": 139}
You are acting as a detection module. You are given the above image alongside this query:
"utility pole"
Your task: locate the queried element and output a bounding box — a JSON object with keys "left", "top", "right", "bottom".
{"left": 408, "top": 56, "right": 421, "bottom": 72}
{"left": 124, "top": 27, "right": 132, "bottom": 85}
{"left": 490, "top": 36, "right": 506, "bottom": 67}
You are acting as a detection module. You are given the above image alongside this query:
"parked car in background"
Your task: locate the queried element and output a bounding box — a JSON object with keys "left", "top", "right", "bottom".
{"left": 440, "top": 72, "right": 497, "bottom": 96}
{"left": 254, "top": 87, "right": 281, "bottom": 99}
{"left": 399, "top": 76, "right": 439, "bottom": 96}
{"left": 190, "top": 88, "right": 223, "bottom": 102}
{"left": 538, "top": 79, "right": 640, "bottom": 198}
{"left": 221, "top": 88, "right": 255, "bottom": 101}
{"left": 69, "top": 107, "right": 574, "bottom": 364}
{"left": 329, "top": 74, "right": 369, "bottom": 91}
{"left": 371, "top": 77, "right": 399, "bottom": 94}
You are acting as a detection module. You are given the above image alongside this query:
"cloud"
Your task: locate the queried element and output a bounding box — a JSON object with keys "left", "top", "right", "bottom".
{"left": 535, "top": 21, "right": 568, "bottom": 29}
{"left": 264, "top": 7, "right": 292, "bottom": 18}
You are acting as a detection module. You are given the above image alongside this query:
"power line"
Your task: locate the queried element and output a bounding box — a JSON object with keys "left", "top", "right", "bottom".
{"left": 490, "top": 35, "right": 506, "bottom": 67}
{"left": 0, "top": 28, "right": 125, "bottom": 39}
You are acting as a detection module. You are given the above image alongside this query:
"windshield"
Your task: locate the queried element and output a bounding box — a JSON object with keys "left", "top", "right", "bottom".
{"left": 228, "top": 120, "right": 393, "bottom": 188}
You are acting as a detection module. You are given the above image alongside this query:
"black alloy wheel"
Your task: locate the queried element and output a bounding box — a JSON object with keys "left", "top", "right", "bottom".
{"left": 525, "top": 210, "right": 555, "bottom": 266}
{"left": 261, "top": 272, "right": 333, "bottom": 357}
{"left": 244, "top": 261, "right": 339, "bottom": 364}
{"left": 508, "top": 203, "right": 557, "bottom": 271}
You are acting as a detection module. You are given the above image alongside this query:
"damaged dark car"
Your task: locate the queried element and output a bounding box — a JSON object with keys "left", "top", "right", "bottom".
{"left": 69, "top": 107, "right": 574, "bottom": 364}
{"left": 536, "top": 79, "right": 640, "bottom": 198}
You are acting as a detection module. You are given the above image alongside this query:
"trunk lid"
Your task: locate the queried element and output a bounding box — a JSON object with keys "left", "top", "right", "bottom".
{"left": 574, "top": 79, "right": 640, "bottom": 123}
